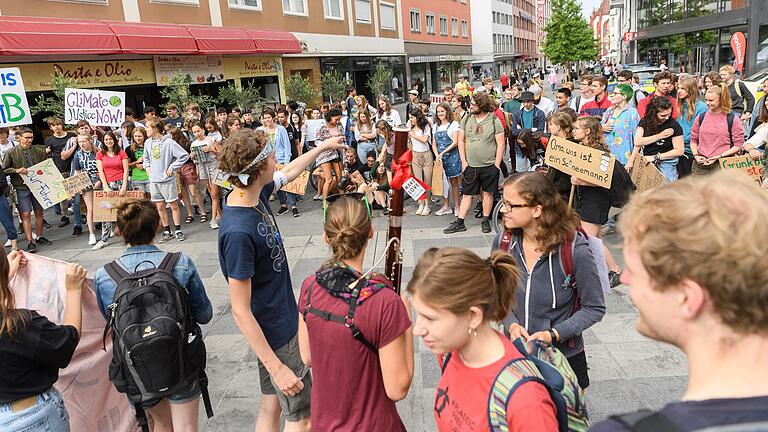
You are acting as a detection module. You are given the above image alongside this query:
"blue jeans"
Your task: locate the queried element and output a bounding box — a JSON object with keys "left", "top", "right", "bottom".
{"left": 72, "top": 194, "right": 82, "bottom": 228}
{"left": 0, "top": 387, "right": 69, "bottom": 432}
{"left": 514, "top": 147, "right": 531, "bottom": 173}
{"left": 657, "top": 158, "right": 679, "bottom": 182}
{"left": 277, "top": 190, "right": 297, "bottom": 207}
{"left": 0, "top": 195, "right": 17, "bottom": 241}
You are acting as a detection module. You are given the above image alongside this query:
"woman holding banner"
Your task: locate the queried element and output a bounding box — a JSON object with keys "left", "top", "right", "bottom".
{"left": 0, "top": 248, "right": 87, "bottom": 432}
{"left": 94, "top": 132, "right": 129, "bottom": 251}
{"left": 631, "top": 96, "right": 684, "bottom": 182}
{"left": 72, "top": 134, "right": 102, "bottom": 248}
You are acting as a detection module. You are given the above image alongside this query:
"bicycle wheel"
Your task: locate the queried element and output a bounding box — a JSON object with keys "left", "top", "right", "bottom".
{"left": 308, "top": 162, "right": 319, "bottom": 192}
{"left": 492, "top": 199, "right": 504, "bottom": 234}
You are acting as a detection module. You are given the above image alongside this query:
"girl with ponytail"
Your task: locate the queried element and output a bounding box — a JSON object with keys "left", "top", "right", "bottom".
{"left": 407, "top": 247, "right": 558, "bottom": 432}
{"left": 298, "top": 194, "right": 413, "bottom": 431}
{"left": 690, "top": 82, "right": 745, "bottom": 175}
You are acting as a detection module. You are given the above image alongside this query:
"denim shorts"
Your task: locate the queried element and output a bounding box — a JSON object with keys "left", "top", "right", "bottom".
{"left": 0, "top": 387, "right": 69, "bottom": 432}
{"left": 256, "top": 335, "right": 311, "bottom": 422}
{"left": 15, "top": 189, "right": 42, "bottom": 214}
{"left": 141, "top": 379, "right": 201, "bottom": 408}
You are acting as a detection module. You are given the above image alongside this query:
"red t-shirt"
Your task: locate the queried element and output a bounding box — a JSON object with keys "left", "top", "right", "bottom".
{"left": 636, "top": 93, "right": 679, "bottom": 119}
{"left": 434, "top": 332, "right": 558, "bottom": 432}
{"left": 298, "top": 277, "right": 411, "bottom": 432}
{"left": 96, "top": 150, "right": 128, "bottom": 183}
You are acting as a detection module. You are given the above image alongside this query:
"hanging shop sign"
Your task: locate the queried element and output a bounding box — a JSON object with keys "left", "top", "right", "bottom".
{"left": 14, "top": 60, "right": 156, "bottom": 92}
{"left": 223, "top": 56, "right": 283, "bottom": 79}
{"left": 153, "top": 55, "right": 225, "bottom": 86}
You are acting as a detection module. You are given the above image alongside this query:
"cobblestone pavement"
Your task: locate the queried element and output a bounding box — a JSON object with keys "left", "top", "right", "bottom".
{"left": 25, "top": 192, "right": 687, "bottom": 431}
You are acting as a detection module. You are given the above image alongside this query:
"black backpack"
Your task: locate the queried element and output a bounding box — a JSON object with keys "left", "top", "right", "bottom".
{"left": 608, "top": 161, "right": 635, "bottom": 208}
{"left": 102, "top": 252, "right": 213, "bottom": 431}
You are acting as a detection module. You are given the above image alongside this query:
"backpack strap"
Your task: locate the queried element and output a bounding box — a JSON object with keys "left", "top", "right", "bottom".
{"left": 609, "top": 410, "right": 682, "bottom": 432}
{"left": 498, "top": 230, "right": 513, "bottom": 253}
{"left": 159, "top": 252, "right": 182, "bottom": 274}
{"left": 487, "top": 356, "right": 552, "bottom": 432}
{"left": 559, "top": 232, "right": 577, "bottom": 289}
{"left": 726, "top": 112, "right": 735, "bottom": 148}
{"left": 198, "top": 370, "right": 214, "bottom": 419}
{"left": 103, "top": 260, "right": 130, "bottom": 287}
{"left": 134, "top": 403, "right": 150, "bottom": 432}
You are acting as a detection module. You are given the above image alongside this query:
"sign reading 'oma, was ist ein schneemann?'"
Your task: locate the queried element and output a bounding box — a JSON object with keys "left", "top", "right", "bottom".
{"left": 545, "top": 137, "right": 616, "bottom": 189}
{"left": 64, "top": 88, "right": 125, "bottom": 128}
{"left": 0, "top": 67, "right": 32, "bottom": 128}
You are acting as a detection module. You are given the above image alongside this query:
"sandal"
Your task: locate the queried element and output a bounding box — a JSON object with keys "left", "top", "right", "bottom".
{"left": 185, "top": 215, "right": 194, "bottom": 224}
{"left": 200, "top": 214, "right": 208, "bottom": 223}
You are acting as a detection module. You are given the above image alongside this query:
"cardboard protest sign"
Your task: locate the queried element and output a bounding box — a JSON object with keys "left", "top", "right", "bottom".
{"left": 64, "top": 88, "right": 126, "bottom": 128}
{"left": 22, "top": 159, "right": 70, "bottom": 209}
{"left": 93, "top": 190, "right": 145, "bottom": 222}
{"left": 0, "top": 67, "right": 32, "bottom": 127}
{"left": 304, "top": 119, "right": 324, "bottom": 142}
{"left": 720, "top": 154, "right": 767, "bottom": 183}
{"left": 210, "top": 168, "right": 233, "bottom": 190}
{"left": 12, "top": 253, "right": 137, "bottom": 432}
{"left": 629, "top": 152, "right": 666, "bottom": 193}
{"left": 276, "top": 164, "right": 309, "bottom": 196}
{"left": 61, "top": 172, "right": 93, "bottom": 197}
{"left": 431, "top": 160, "right": 444, "bottom": 196}
{"left": 544, "top": 137, "right": 615, "bottom": 189}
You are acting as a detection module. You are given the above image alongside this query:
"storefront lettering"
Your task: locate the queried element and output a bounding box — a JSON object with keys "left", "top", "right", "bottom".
{"left": 244, "top": 61, "right": 277, "bottom": 74}
{"left": 53, "top": 61, "right": 134, "bottom": 81}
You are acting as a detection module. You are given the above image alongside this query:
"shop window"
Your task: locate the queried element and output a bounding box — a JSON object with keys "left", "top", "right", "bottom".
{"left": 355, "top": 0, "right": 371, "bottom": 23}
{"left": 229, "top": 0, "right": 260, "bottom": 9}
{"left": 426, "top": 13, "right": 436, "bottom": 34}
{"left": 380, "top": 2, "right": 396, "bottom": 30}
{"left": 282, "top": 0, "right": 307, "bottom": 16}
{"left": 410, "top": 9, "right": 421, "bottom": 33}
{"left": 757, "top": 25, "right": 768, "bottom": 72}
{"left": 440, "top": 16, "right": 448, "bottom": 36}
{"left": 323, "top": 0, "right": 343, "bottom": 19}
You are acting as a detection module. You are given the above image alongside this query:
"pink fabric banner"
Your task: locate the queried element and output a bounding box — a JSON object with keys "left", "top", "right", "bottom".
{"left": 11, "top": 253, "right": 138, "bottom": 432}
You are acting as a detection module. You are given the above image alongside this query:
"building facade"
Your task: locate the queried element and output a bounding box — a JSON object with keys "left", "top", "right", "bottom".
{"left": 635, "top": 0, "right": 767, "bottom": 75}
{"left": 401, "top": 0, "right": 473, "bottom": 98}
{"left": 590, "top": 0, "right": 612, "bottom": 60}
{"left": 611, "top": 0, "right": 639, "bottom": 64}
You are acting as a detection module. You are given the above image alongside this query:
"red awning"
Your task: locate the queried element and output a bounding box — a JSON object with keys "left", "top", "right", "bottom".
{"left": 0, "top": 16, "right": 122, "bottom": 56}
{"left": 106, "top": 21, "right": 198, "bottom": 55}
{"left": 186, "top": 26, "right": 256, "bottom": 54}
{"left": 245, "top": 30, "right": 301, "bottom": 54}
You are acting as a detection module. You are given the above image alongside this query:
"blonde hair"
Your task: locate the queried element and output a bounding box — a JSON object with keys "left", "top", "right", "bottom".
{"left": 576, "top": 116, "right": 608, "bottom": 151}
{"left": 677, "top": 76, "right": 701, "bottom": 121}
{"left": 619, "top": 171, "right": 768, "bottom": 335}
{"left": 324, "top": 196, "right": 371, "bottom": 262}
{"left": 718, "top": 65, "right": 735, "bottom": 76}
{"left": 407, "top": 248, "right": 521, "bottom": 323}
{"left": 706, "top": 83, "right": 733, "bottom": 114}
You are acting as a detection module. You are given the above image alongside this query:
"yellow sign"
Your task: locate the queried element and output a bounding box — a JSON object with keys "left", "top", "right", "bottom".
{"left": 223, "top": 56, "right": 283, "bottom": 79}
{"left": 629, "top": 152, "right": 666, "bottom": 193}
{"left": 13, "top": 60, "right": 156, "bottom": 92}
{"left": 544, "top": 137, "right": 616, "bottom": 189}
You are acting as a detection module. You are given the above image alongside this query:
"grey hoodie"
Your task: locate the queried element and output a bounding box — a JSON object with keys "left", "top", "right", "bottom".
{"left": 493, "top": 231, "right": 606, "bottom": 358}
{"left": 143, "top": 135, "right": 189, "bottom": 184}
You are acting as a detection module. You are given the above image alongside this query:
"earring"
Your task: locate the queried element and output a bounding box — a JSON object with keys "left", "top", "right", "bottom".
{"left": 468, "top": 326, "right": 478, "bottom": 338}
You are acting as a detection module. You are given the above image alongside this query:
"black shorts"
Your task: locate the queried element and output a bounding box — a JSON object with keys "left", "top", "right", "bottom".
{"left": 567, "top": 350, "right": 590, "bottom": 390}
{"left": 576, "top": 186, "right": 611, "bottom": 225}
{"left": 461, "top": 165, "right": 499, "bottom": 196}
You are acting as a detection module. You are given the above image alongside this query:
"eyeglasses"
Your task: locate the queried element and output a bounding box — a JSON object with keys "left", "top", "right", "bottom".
{"left": 500, "top": 201, "right": 530, "bottom": 211}
{"left": 323, "top": 192, "right": 372, "bottom": 223}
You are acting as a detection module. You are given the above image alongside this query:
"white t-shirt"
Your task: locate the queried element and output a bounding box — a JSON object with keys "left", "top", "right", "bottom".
{"left": 571, "top": 96, "right": 594, "bottom": 113}
{"left": 536, "top": 97, "right": 557, "bottom": 117}
{"left": 746, "top": 122, "right": 768, "bottom": 149}
{"left": 435, "top": 121, "right": 460, "bottom": 141}
{"left": 0, "top": 141, "right": 16, "bottom": 163}
{"left": 377, "top": 110, "right": 402, "bottom": 128}
{"left": 410, "top": 126, "right": 432, "bottom": 153}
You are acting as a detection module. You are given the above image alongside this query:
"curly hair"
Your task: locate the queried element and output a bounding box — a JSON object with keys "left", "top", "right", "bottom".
{"left": 502, "top": 172, "right": 581, "bottom": 254}
{"left": 639, "top": 95, "right": 674, "bottom": 133}
{"left": 575, "top": 116, "right": 608, "bottom": 151}
{"left": 471, "top": 92, "right": 495, "bottom": 113}
{"left": 217, "top": 128, "right": 271, "bottom": 188}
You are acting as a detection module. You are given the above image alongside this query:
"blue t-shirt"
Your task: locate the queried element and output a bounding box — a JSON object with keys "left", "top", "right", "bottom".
{"left": 217, "top": 181, "right": 298, "bottom": 350}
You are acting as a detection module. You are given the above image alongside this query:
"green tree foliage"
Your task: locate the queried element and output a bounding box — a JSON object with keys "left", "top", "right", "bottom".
{"left": 367, "top": 63, "right": 391, "bottom": 100}
{"left": 285, "top": 73, "right": 319, "bottom": 105}
{"left": 541, "top": 0, "right": 599, "bottom": 80}
{"left": 31, "top": 72, "right": 76, "bottom": 118}
{"left": 321, "top": 70, "right": 349, "bottom": 103}
{"left": 217, "top": 82, "right": 264, "bottom": 111}
{"left": 160, "top": 74, "right": 216, "bottom": 114}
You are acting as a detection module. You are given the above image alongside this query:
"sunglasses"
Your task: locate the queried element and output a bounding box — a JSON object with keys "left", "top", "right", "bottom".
{"left": 323, "top": 192, "right": 373, "bottom": 223}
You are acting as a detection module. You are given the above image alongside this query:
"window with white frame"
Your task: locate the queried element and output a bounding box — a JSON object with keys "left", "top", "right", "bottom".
{"left": 380, "top": 2, "right": 396, "bottom": 30}
{"left": 150, "top": 0, "right": 198, "bottom": 4}
{"left": 410, "top": 9, "right": 421, "bottom": 32}
{"left": 282, "top": 0, "right": 307, "bottom": 15}
{"left": 229, "top": 0, "right": 260, "bottom": 9}
{"left": 439, "top": 15, "right": 448, "bottom": 36}
{"left": 355, "top": 0, "right": 371, "bottom": 23}
{"left": 461, "top": 19, "right": 468, "bottom": 37}
{"left": 425, "top": 13, "right": 435, "bottom": 34}
{"left": 451, "top": 17, "right": 458, "bottom": 37}
{"left": 323, "top": 0, "right": 343, "bottom": 19}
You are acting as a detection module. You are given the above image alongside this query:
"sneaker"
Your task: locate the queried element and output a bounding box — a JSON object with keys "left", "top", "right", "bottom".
{"left": 443, "top": 219, "right": 467, "bottom": 234}
{"left": 36, "top": 236, "right": 52, "bottom": 246}
{"left": 17, "top": 223, "right": 23, "bottom": 235}
{"left": 42, "top": 219, "right": 51, "bottom": 229}
{"left": 416, "top": 202, "right": 425, "bottom": 215}
{"left": 159, "top": 231, "right": 174, "bottom": 243}
{"left": 72, "top": 225, "right": 83, "bottom": 237}
{"left": 276, "top": 206, "right": 289, "bottom": 216}
{"left": 474, "top": 207, "right": 484, "bottom": 218}
{"left": 81, "top": 215, "right": 86, "bottom": 225}
{"left": 454, "top": 207, "right": 460, "bottom": 217}
{"left": 88, "top": 234, "right": 97, "bottom": 246}
{"left": 481, "top": 220, "right": 492, "bottom": 233}
{"left": 601, "top": 220, "right": 616, "bottom": 236}
{"left": 3, "top": 239, "right": 10, "bottom": 247}
{"left": 313, "top": 193, "right": 322, "bottom": 201}
{"left": 292, "top": 208, "right": 300, "bottom": 218}
{"left": 27, "top": 242, "right": 36, "bottom": 253}
{"left": 609, "top": 270, "right": 622, "bottom": 288}
{"left": 210, "top": 219, "right": 220, "bottom": 230}
{"left": 92, "top": 240, "right": 108, "bottom": 250}
{"left": 421, "top": 204, "right": 431, "bottom": 216}
{"left": 435, "top": 206, "right": 452, "bottom": 216}
{"left": 58, "top": 216, "right": 70, "bottom": 228}
{"left": 175, "top": 231, "right": 186, "bottom": 242}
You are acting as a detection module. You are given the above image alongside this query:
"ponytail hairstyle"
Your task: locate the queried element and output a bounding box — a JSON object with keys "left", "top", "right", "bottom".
{"left": 168, "top": 127, "right": 191, "bottom": 153}
{"left": 0, "top": 248, "right": 29, "bottom": 339}
{"left": 407, "top": 248, "right": 521, "bottom": 323}
{"left": 115, "top": 199, "right": 160, "bottom": 246}
{"left": 548, "top": 111, "right": 573, "bottom": 138}
{"left": 575, "top": 116, "right": 608, "bottom": 151}
{"left": 323, "top": 195, "right": 372, "bottom": 262}
{"left": 706, "top": 83, "right": 733, "bottom": 114}
{"left": 677, "top": 76, "right": 700, "bottom": 121}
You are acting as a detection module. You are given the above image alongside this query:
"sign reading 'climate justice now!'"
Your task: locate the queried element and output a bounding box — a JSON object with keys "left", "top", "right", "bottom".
{"left": 64, "top": 88, "right": 126, "bottom": 128}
